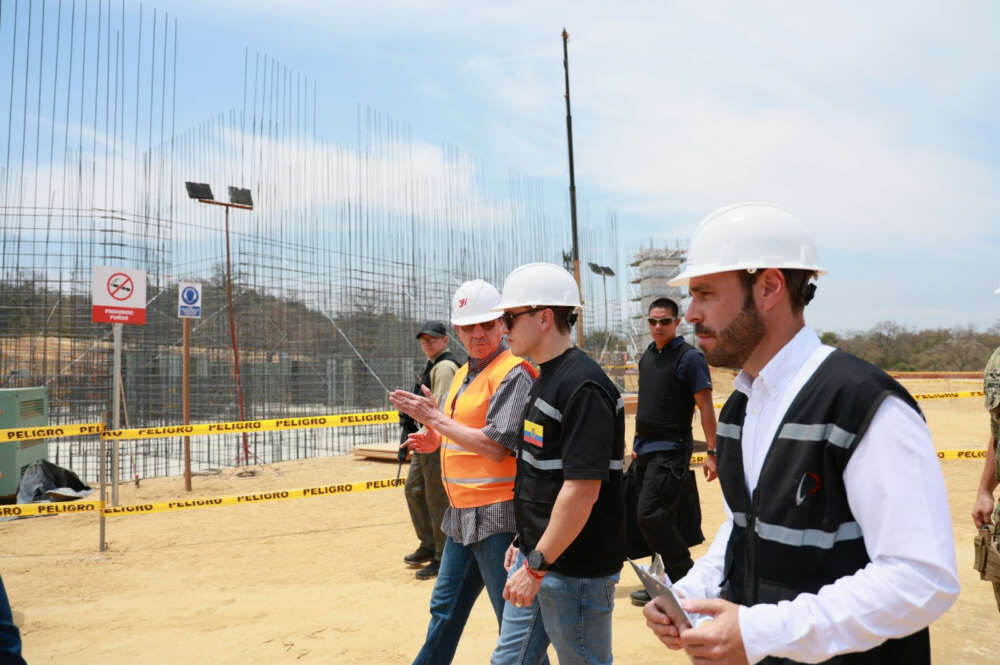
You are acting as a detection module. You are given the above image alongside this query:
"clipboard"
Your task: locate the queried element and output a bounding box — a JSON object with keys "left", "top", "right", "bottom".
{"left": 627, "top": 557, "right": 694, "bottom": 630}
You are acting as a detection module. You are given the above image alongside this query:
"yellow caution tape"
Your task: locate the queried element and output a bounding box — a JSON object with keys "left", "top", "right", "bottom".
{"left": 101, "top": 411, "right": 400, "bottom": 441}
{"left": 937, "top": 448, "right": 988, "bottom": 460}
{"left": 0, "top": 422, "right": 104, "bottom": 444}
{"left": 2, "top": 389, "right": 985, "bottom": 444}
{"left": 100, "top": 478, "right": 405, "bottom": 515}
{"left": 0, "top": 500, "right": 102, "bottom": 517}
{"left": 911, "top": 390, "right": 984, "bottom": 401}
{"left": 710, "top": 390, "right": 984, "bottom": 409}
{"left": 0, "top": 411, "right": 400, "bottom": 443}
{"left": 687, "top": 449, "right": 985, "bottom": 466}
{"left": 7, "top": 447, "right": 987, "bottom": 518}
{"left": 6, "top": 477, "right": 406, "bottom": 517}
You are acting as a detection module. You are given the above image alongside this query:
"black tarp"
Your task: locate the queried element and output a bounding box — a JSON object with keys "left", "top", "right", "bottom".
{"left": 15, "top": 460, "right": 93, "bottom": 504}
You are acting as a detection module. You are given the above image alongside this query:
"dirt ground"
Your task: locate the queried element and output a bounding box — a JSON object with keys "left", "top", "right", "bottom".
{"left": 2, "top": 380, "right": 996, "bottom": 664}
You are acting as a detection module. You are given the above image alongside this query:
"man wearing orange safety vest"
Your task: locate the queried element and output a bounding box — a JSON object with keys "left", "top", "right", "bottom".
{"left": 390, "top": 279, "right": 547, "bottom": 665}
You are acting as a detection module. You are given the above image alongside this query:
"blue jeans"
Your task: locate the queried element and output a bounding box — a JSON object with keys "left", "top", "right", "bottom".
{"left": 0, "top": 575, "right": 26, "bottom": 665}
{"left": 413, "top": 532, "right": 516, "bottom": 665}
{"left": 493, "top": 552, "right": 618, "bottom": 665}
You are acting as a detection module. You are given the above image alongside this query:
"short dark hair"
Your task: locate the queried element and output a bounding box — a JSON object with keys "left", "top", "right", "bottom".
{"left": 648, "top": 297, "right": 678, "bottom": 317}
{"left": 738, "top": 269, "right": 817, "bottom": 313}
{"left": 550, "top": 306, "right": 577, "bottom": 334}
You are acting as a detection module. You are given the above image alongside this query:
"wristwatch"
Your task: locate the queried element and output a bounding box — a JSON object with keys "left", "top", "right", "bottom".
{"left": 705, "top": 449, "right": 717, "bottom": 456}
{"left": 526, "top": 549, "right": 551, "bottom": 573}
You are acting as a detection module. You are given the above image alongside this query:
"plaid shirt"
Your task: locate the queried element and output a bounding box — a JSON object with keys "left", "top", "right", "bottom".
{"left": 440, "top": 341, "right": 535, "bottom": 545}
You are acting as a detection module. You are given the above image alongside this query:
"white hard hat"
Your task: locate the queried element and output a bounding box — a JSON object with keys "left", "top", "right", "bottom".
{"left": 669, "top": 202, "right": 825, "bottom": 287}
{"left": 451, "top": 279, "right": 503, "bottom": 326}
{"left": 494, "top": 262, "right": 582, "bottom": 310}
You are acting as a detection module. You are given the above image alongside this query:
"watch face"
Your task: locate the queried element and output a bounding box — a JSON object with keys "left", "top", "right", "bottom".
{"left": 528, "top": 550, "right": 545, "bottom": 570}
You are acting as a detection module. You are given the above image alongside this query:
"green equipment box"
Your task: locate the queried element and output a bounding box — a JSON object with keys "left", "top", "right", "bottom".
{"left": 0, "top": 387, "right": 49, "bottom": 498}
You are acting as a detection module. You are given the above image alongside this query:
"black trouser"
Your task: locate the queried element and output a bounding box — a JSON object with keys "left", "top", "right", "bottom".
{"left": 634, "top": 448, "right": 701, "bottom": 581}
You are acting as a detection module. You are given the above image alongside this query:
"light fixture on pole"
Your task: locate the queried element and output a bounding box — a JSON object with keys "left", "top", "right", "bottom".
{"left": 587, "top": 262, "right": 615, "bottom": 333}
{"left": 185, "top": 182, "right": 254, "bottom": 466}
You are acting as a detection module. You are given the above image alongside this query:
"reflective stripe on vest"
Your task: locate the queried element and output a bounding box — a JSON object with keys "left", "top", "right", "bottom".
{"left": 440, "top": 349, "right": 536, "bottom": 508}
{"left": 534, "top": 397, "right": 562, "bottom": 422}
{"left": 732, "top": 512, "right": 863, "bottom": 549}
{"left": 777, "top": 422, "right": 856, "bottom": 449}
{"left": 717, "top": 422, "right": 742, "bottom": 439}
{"left": 519, "top": 447, "right": 624, "bottom": 472}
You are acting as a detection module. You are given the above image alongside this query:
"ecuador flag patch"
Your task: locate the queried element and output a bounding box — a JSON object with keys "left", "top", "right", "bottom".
{"left": 523, "top": 420, "right": 544, "bottom": 447}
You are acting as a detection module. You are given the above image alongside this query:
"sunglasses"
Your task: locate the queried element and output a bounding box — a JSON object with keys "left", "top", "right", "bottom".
{"left": 457, "top": 319, "right": 499, "bottom": 334}
{"left": 648, "top": 317, "right": 675, "bottom": 327}
{"left": 501, "top": 307, "right": 548, "bottom": 330}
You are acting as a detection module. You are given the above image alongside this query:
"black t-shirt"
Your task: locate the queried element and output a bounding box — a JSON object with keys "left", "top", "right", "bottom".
{"left": 516, "top": 346, "right": 625, "bottom": 577}
{"left": 555, "top": 382, "right": 615, "bottom": 480}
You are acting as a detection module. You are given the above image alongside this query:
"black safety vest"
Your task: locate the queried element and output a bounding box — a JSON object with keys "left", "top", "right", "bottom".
{"left": 636, "top": 339, "right": 697, "bottom": 442}
{"left": 717, "top": 350, "right": 930, "bottom": 664}
{"left": 514, "top": 347, "right": 626, "bottom": 578}
{"left": 400, "top": 351, "right": 460, "bottom": 436}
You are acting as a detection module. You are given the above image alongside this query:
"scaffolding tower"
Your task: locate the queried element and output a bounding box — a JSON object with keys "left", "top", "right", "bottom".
{"left": 627, "top": 242, "right": 691, "bottom": 355}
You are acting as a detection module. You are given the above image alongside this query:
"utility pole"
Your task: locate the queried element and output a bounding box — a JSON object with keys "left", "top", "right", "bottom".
{"left": 562, "top": 28, "right": 585, "bottom": 349}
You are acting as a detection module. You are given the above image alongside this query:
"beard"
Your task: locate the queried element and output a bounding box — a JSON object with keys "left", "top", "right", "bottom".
{"left": 695, "top": 299, "right": 765, "bottom": 369}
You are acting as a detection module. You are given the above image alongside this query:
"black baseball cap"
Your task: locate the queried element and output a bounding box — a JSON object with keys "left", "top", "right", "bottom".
{"left": 415, "top": 320, "right": 448, "bottom": 339}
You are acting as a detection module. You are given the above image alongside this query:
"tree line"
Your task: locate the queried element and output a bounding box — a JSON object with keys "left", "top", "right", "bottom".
{"left": 819, "top": 322, "right": 1000, "bottom": 372}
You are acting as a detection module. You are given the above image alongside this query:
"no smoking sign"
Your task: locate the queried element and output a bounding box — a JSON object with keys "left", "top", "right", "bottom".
{"left": 92, "top": 266, "right": 147, "bottom": 324}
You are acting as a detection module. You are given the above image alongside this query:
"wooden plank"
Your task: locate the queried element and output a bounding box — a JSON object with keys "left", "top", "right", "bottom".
{"left": 352, "top": 445, "right": 409, "bottom": 462}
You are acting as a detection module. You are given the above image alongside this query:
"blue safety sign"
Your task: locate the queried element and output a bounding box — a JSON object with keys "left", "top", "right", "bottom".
{"left": 178, "top": 282, "right": 202, "bottom": 318}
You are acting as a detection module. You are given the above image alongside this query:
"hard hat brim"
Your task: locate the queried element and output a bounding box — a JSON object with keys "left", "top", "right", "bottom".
{"left": 452, "top": 311, "right": 503, "bottom": 326}
{"left": 491, "top": 300, "right": 582, "bottom": 312}
{"left": 669, "top": 263, "right": 827, "bottom": 287}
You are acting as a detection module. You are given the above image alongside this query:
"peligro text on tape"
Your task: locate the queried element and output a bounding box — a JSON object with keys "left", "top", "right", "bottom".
{"left": 100, "top": 477, "right": 406, "bottom": 516}
{"left": 0, "top": 422, "right": 104, "bottom": 444}
{"left": 937, "top": 448, "right": 987, "bottom": 460}
{"left": 102, "top": 411, "right": 400, "bottom": 440}
{"left": 684, "top": 449, "right": 985, "bottom": 467}
{"left": 710, "top": 389, "right": 984, "bottom": 409}
{"left": 1, "top": 500, "right": 102, "bottom": 517}
{"left": 911, "top": 390, "right": 985, "bottom": 401}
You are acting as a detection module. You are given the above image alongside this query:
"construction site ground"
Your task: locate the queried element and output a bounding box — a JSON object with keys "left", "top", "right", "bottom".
{"left": 3, "top": 375, "right": 995, "bottom": 663}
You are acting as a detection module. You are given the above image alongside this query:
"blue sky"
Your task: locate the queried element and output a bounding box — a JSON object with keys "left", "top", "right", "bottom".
{"left": 7, "top": 1, "right": 1000, "bottom": 333}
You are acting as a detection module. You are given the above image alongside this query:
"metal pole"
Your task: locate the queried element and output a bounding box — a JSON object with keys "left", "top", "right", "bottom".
{"left": 562, "top": 28, "right": 584, "bottom": 348}
{"left": 182, "top": 316, "right": 191, "bottom": 491}
{"left": 99, "top": 426, "right": 106, "bottom": 551}
{"left": 223, "top": 204, "right": 250, "bottom": 464}
{"left": 603, "top": 274, "right": 609, "bottom": 332}
{"left": 111, "top": 322, "right": 121, "bottom": 505}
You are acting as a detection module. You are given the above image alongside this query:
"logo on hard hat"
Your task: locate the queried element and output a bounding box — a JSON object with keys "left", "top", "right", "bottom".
{"left": 459, "top": 298, "right": 468, "bottom": 308}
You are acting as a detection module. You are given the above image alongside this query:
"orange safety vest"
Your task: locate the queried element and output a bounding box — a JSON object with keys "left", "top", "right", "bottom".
{"left": 440, "top": 349, "right": 537, "bottom": 509}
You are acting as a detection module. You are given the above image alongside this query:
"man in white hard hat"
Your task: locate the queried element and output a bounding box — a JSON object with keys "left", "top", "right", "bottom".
{"left": 389, "top": 280, "right": 547, "bottom": 665}
{"left": 490, "top": 262, "right": 625, "bottom": 665}
{"left": 972, "top": 282, "right": 1000, "bottom": 612}
{"left": 643, "top": 203, "right": 958, "bottom": 664}
{"left": 401, "top": 320, "right": 461, "bottom": 580}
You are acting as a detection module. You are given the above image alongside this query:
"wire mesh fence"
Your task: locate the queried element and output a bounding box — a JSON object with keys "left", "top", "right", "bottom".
{"left": 0, "top": 1, "right": 632, "bottom": 484}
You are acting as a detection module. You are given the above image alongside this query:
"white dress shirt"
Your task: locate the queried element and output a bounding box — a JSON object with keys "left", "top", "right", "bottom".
{"left": 674, "top": 326, "right": 959, "bottom": 664}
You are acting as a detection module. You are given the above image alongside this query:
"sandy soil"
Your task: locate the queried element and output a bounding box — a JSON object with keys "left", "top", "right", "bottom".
{"left": 2, "top": 386, "right": 996, "bottom": 664}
